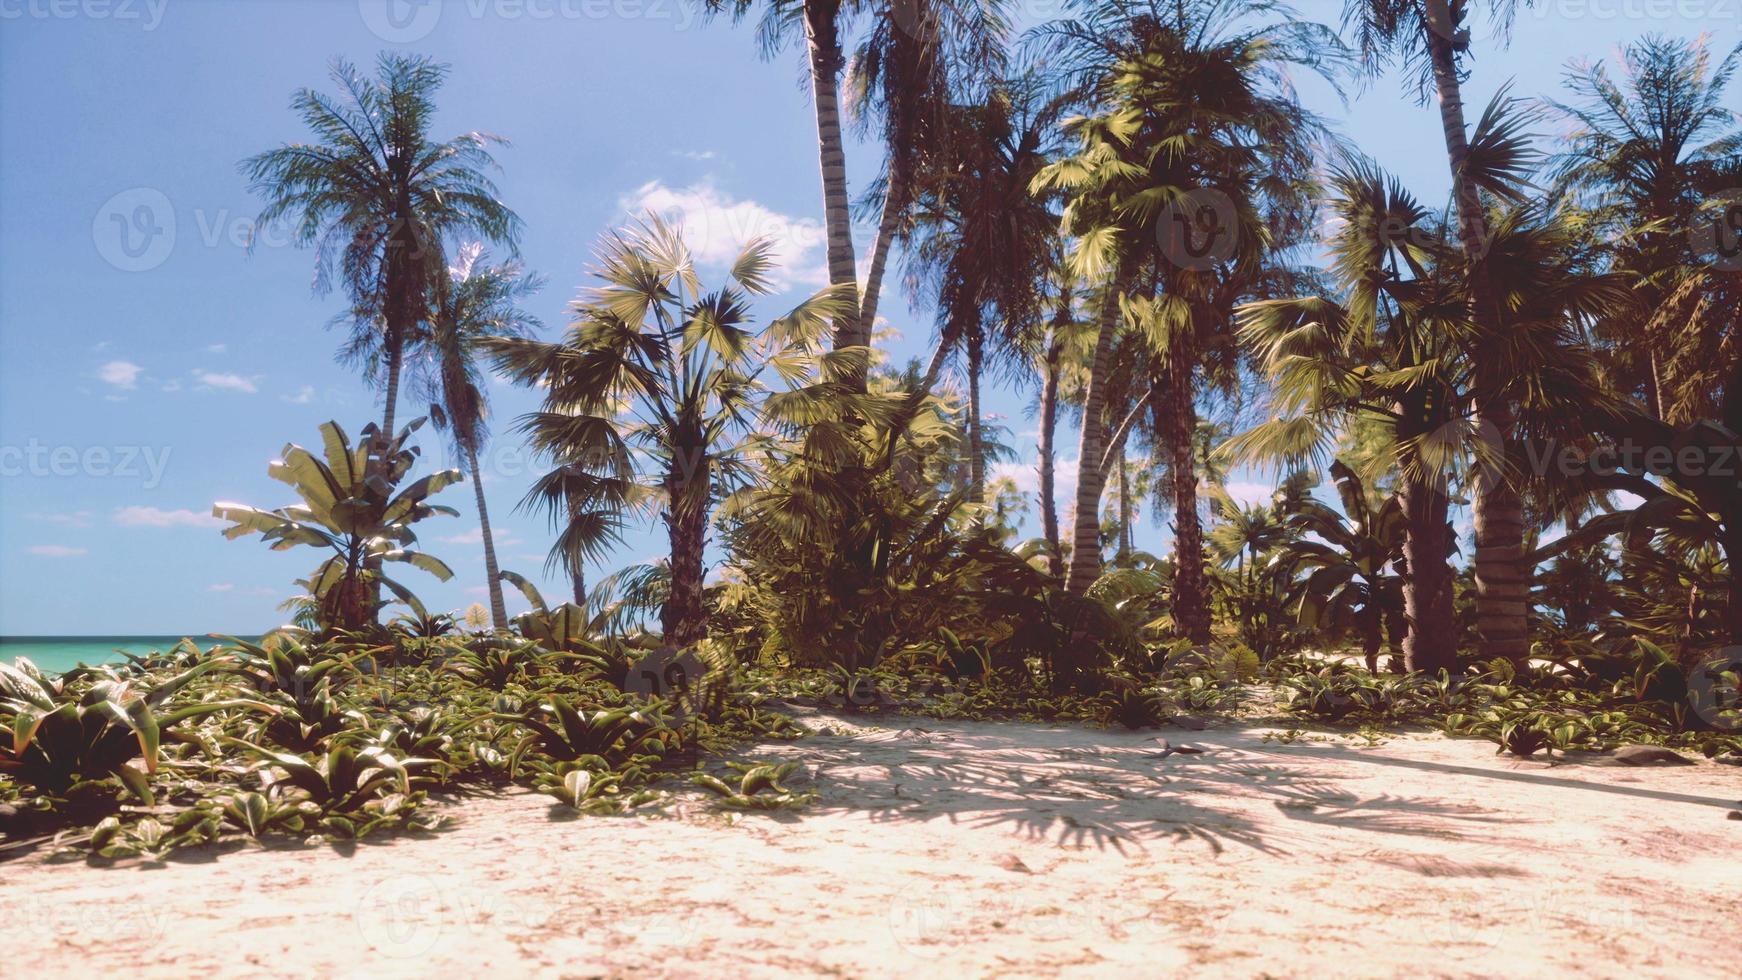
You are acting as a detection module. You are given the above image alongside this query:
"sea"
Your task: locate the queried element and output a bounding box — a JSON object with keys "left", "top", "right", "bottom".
{"left": 0, "top": 635, "right": 263, "bottom": 675}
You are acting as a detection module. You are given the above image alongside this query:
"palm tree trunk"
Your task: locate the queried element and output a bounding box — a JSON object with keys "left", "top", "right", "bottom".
{"left": 1116, "top": 452, "right": 1131, "bottom": 561}
{"left": 803, "top": 0, "right": 863, "bottom": 367}
{"left": 1400, "top": 474, "right": 1459, "bottom": 673}
{"left": 1064, "top": 279, "right": 1127, "bottom": 595}
{"left": 465, "top": 444, "right": 508, "bottom": 630}
{"left": 857, "top": 167, "right": 906, "bottom": 343}
{"left": 967, "top": 327, "right": 985, "bottom": 504}
{"left": 1163, "top": 334, "right": 1211, "bottom": 644}
{"left": 380, "top": 343, "right": 402, "bottom": 438}
{"left": 1361, "top": 609, "right": 1382, "bottom": 675}
{"left": 565, "top": 495, "right": 587, "bottom": 607}
{"left": 1423, "top": 1, "right": 1530, "bottom": 667}
{"left": 663, "top": 440, "right": 710, "bottom": 647}
{"left": 1038, "top": 332, "right": 1063, "bottom": 578}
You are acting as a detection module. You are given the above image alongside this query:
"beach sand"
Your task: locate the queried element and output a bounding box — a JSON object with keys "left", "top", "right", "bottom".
{"left": 4, "top": 711, "right": 1739, "bottom": 978}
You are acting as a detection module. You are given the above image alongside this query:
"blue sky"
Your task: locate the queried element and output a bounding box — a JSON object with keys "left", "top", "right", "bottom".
{"left": 0, "top": 0, "right": 1727, "bottom": 634}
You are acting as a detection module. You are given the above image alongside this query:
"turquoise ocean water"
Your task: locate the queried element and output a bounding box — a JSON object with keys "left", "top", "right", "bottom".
{"left": 0, "top": 636, "right": 261, "bottom": 674}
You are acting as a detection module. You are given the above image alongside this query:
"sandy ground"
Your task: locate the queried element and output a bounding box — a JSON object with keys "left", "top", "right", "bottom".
{"left": 3, "top": 711, "right": 1740, "bottom": 979}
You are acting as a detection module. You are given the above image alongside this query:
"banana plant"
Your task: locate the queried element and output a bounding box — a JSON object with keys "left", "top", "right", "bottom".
{"left": 213, "top": 418, "right": 461, "bottom": 633}
{"left": 0, "top": 657, "right": 269, "bottom": 803}
{"left": 1274, "top": 461, "right": 1410, "bottom": 675}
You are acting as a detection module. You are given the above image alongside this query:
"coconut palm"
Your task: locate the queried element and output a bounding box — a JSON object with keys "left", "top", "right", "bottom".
{"left": 701, "top": 0, "right": 1007, "bottom": 379}
{"left": 1227, "top": 160, "right": 1625, "bottom": 671}
{"left": 1547, "top": 34, "right": 1742, "bottom": 420}
{"left": 845, "top": 0, "right": 1009, "bottom": 347}
{"left": 418, "top": 245, "right": 543, "bottom": 630}
{"left": 242, "top": 53, "right": 522, "bottom": 439}
{"left": 487, "top": 217, "right": 858, "bottom": 646}
{"left": 1339, "top": 0, "right": 1549, "bottom": 665}
{"left": 1031, "top": 0, "right": 1336, "bottom": 639}
{"left": 901, "top": 68, "right": 1070, "bottom": 501}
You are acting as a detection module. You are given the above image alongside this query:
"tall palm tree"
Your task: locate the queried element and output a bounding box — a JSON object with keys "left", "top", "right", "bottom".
{"left": 902, "top": 68, "right": 1069, "bottom": 502}
{"left": 1339, "top": 0, "right": 1541, "bottom": 665}
{"left": 488, "top": 218, "right": 857, "bottom": 645}
{"left": 1548, "top": 33, "right": 1742, "bottom": 419}
{"left": 419, "top": 244, "right": 543, "bottom": 630}
{"left": 1229, "top": 160, "right": 1624, "bottom": 671}
{"left": 1032, "top": 0, "right": 1336, "bottom": 638}
{"left": 243, "top": 53, "right": 522, "bottom": 438}
{"left": 702, "top": 0, "right": 1007, "bottom": 381}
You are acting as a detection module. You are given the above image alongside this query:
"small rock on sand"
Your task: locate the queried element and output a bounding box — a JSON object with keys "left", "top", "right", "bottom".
{"left": 1603, "top": 745, "right": 1696, "bottom": 767}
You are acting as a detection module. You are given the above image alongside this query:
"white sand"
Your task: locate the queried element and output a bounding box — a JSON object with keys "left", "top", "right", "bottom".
{"left": 3, "top": 711, "right": 1739, "bottom": 978}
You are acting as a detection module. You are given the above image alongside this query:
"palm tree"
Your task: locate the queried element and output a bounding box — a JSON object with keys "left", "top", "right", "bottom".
{"left": 702, "top": 0, "right": 1007, "bottom": 380}
{"left": 902, "top": 68, "right": 1069, "bottom": 502}
{"left": 1034, "top": 272, "right": 1085, "bottom": 575}
{"left": 243, "top": 53, "right": 522, "bottom": 438}
{"left": 1548, "top": 34, "right": 1742, "bottom": 420}
{"left": 1339, "top": 0, "right": 1545, "bottom": 665}
{"left": 1032, "top": 0, "right": 1336, "bottom": 637}
{"left": 846, "top": 0, "right": 1009, "bottom": 347}
{"left": 418, "top": 245, "right": 543, "bottom": 630}
{"left": 487, "top": 218, "right": 857, "bottom": 645}
{"left": 1229, "top": 160, "right": 1624, "bottom": 671}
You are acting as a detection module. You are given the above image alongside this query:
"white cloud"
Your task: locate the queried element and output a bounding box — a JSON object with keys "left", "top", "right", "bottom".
{"left": 29, "top": 545, "right": 88, "bottom": 557}
{"left": 207, "top": 583, "right": 235, "bottom": 592}
{"left": 619, "top": 179, "right": 828, "bottom": 288}
{"left": 1220, "top": 481, "right": 1276, "bottom": 508}
{"left": 440, "top": 527, "right": 520, "bottom": 547}
{"left": 672, "top": 149, "right": 718, "bottom": 161}
{"left": 99, "top": 360, "right": 143, "bottom": 389}
{"left": 206, "top": 343, "right": 228, "bottom": 353}
{"left": 282, "top": 385, "right": 315, "bottom": 404}
{"left": 193, "top": 370, "right": 258, "bottom": 394}
{"left": 113, "top": 505, "right": 224, "bottom": 528}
